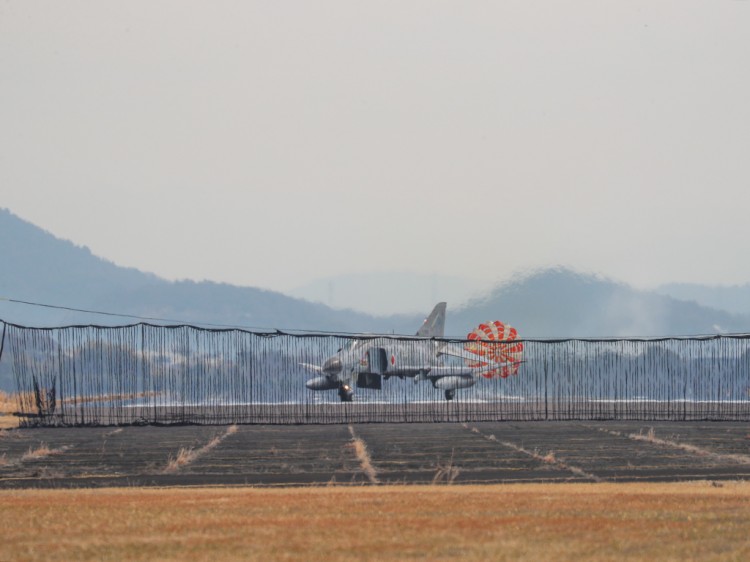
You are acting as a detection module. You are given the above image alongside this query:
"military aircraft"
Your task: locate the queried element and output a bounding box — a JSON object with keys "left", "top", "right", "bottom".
{"left": 303, "top": 303, "right": 523, "bottom": 401}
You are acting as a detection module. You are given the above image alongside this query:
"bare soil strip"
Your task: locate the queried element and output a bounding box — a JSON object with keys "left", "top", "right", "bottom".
{"left": 2, "top": 422, "right": 749, "bottom": 488}
{"left": 465, "top": 423, "right": 604, "bottom": 482}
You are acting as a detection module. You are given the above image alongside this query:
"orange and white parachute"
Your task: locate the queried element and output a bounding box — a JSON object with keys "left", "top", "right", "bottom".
{"left": 463, "top": 321, "right": 524, "bottom": 379}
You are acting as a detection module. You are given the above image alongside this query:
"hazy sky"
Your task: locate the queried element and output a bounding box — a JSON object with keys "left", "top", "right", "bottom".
{"left": 2, "top": 1, "right": 749, "bottom": 294}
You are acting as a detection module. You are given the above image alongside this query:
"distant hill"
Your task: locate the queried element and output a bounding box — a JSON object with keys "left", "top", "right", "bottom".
{"left": 3, "top": 208, "right": 750, "bottom": 342}
{"left": 656, "top": 282, "right": 750, "bottom": 316}
{"left": 0, "top": 208, "right": 161, "bottom": 326}
{"left": 0, "top": 208, "right": 420, "bottom": 333}
{"left": 448, "top": 268, "right": 750, "bottom": 338}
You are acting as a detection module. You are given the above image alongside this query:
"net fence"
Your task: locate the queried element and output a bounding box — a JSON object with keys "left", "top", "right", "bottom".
{"left": 1, "top": 321, "right": 749, "bottom": 426}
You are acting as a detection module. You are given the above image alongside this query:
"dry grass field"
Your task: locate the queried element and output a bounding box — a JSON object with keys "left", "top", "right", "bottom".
{"left": 0, "top": 391, "right": 18, "bottom": 414}
{"left": 0, "top": 391, "right": 19, "bottom": 429}
{"left": 0, "top": 482, "right": 748, "bottom": 561}
{"left": 0, "top": 390, "right": 162, "bottom": 430}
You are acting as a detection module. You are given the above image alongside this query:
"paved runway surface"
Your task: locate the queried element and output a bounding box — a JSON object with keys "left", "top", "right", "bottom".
{"left": 1, "top": 421, "right": 749, "bottom": 488}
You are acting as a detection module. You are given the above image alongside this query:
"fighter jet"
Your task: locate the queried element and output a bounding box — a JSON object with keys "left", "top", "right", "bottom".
{"left": 303, "top": 303, "right": 523, "bottom": 401}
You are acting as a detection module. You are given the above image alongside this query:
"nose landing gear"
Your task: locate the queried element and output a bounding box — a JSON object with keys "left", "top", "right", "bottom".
{"left": 338, "top": 384, "right": 354, "bottom": 402}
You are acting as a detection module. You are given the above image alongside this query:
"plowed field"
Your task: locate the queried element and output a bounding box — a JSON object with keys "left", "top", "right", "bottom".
{"left": 1, "top": 421, "right": 748, "bottom": 488}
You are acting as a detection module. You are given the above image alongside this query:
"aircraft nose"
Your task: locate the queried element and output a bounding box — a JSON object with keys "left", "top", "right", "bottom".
{"left": 322, "top": 356, "right": 342, "bottom": 375}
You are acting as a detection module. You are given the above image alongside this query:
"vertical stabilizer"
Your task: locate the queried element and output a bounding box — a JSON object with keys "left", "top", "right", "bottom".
{"left": 416, "top": 302, "right": 447, "bottom": 337}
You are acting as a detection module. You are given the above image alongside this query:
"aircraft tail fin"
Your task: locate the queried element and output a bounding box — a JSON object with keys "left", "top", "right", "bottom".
{"left": 416, "top": 302, "right": 446, "bottom": 338}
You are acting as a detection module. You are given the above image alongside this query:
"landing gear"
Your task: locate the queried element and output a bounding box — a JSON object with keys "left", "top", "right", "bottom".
{"left": 444, "top": 389, "right": 455, "bottom": 401}
{"left": 338, "top": 384, "right": 354, "bottom": 402}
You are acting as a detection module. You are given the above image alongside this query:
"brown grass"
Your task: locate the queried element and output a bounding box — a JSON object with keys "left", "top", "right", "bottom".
{"left": 432, "top": 448, "right": 460, "bottom": 484}
{"left": 467, "top": 423, "right": 603, "bottom": 482}
{"left": 603, "top": 427, "right": 750, "bottom": 466}
{"left": 0, "top": 416, "right": 19, "bottom": 430}
{"left": 20, "top": 443, "right": 69, "bottom": 462}
{"left": 163, "top": 447, "right": 199, "bottom": 473}
{"left": 0, "top": 390, "right": 17, "bottom": 414}
{"left": 347, "top": 425, "right": 379, "bottom": 484}
{"left": 0, "top": 391, "right": 160, "bottom": 429}
{"left": 0, "top": 391, "right": 27, "bottom": 428}
{"left": 61, "top": 391, "right": 159, "bottom": 405}
{"left": 0, "top": 482, "right": 748, "bottom": 561}
{"left": 163, "top": 425, "right": 238, "bottom": 474}
{"left": 0, "top": 390, "right": 159, "bottom": 412}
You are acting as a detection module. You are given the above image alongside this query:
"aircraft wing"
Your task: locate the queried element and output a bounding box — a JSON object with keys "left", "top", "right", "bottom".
{"left": 299, "top": 362, "right": 323, "bottom": 373}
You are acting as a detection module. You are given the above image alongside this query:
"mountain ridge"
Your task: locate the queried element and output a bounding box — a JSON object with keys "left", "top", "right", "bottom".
{"left": 2, "top": 208, "right": 749, "bottom": 340}
{"left": 0, "top": 208, "right": 421, "bottom": 333}
{"left": 450, "top": 267, "right": 750, "bottom": 338}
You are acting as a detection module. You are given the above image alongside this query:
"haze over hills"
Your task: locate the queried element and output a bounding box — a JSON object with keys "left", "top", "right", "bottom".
{"left": 655, "top": 283, "right": 750, "bottom": 317}
{"left": 451, "top": 269, "right": 750, "bottom": 338}
{"left": 2, "top": 208, "right": 750, "bottom": 341}
{"left": 289, "top": 272, "right": 489, "bottom": 316}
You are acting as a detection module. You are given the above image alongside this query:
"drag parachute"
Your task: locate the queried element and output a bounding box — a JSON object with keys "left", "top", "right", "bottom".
{"left": 463, "top": 321, "right": 524, "bottom": 379}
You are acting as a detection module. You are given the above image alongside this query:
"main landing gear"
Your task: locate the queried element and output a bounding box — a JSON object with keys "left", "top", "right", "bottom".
{"left": 338, "top": 384, "right": 354, "bottom": 402}
{"left": 444, "top": 389, "right": 455, "bottom": 401}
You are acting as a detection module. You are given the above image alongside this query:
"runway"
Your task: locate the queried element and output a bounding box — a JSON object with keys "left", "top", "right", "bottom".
{"left": 1, "top": 421, "right": 749, "bottom": 488}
